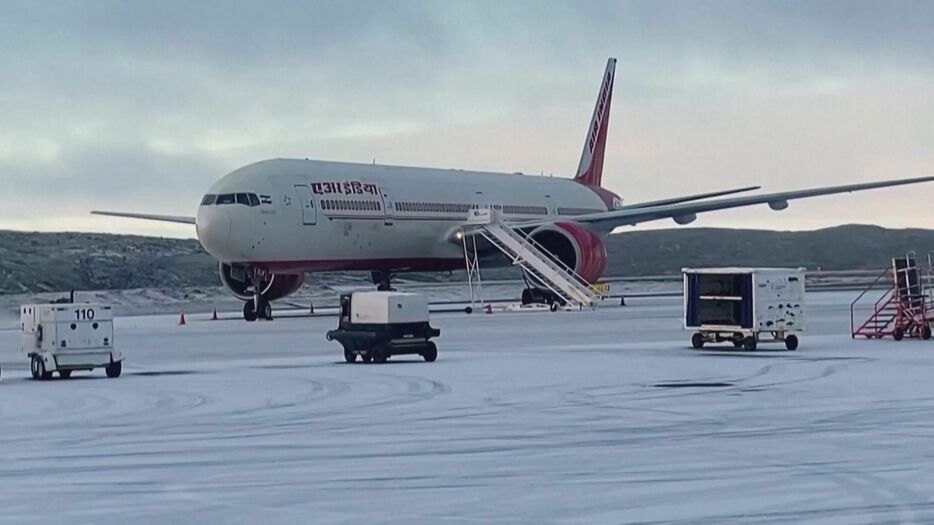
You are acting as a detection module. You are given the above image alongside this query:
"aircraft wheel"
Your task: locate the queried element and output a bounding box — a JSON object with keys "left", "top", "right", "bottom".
{"left": 344, "top": 349, "right": 356, "bottom": 363}
{"left": 785, "top": 334, "right": 799, "bottom": 351}
{"left": 742, "top": 336, "right": 758, "bottom": 351}
{"left": 549, "top": 302, "right": 559, "bottom": 312}
{"left": 361, "top": 354, "right": 372, "bottom": 363}
{"left": 243, "top": 301, "right": 258, "bottom": 322}
{"left": 691, "top": 333, "right": 705, "bottom": 349}
{"left": 521, "top": 289, "right": 533, "bottom": 305}
{"left": 261, "top": 301, "right": 273, "bottom": 321}
{"left": 105, "top": 361, "right": 122, "bottom": 378}
{"left": 422, "top": 342, "right": 438, "bottom": 362}
{"left": 59, "top": 370, "right": 72, "bottom": 379}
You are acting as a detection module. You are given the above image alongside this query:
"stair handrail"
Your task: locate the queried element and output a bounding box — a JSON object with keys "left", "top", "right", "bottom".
{"left": 481, "top": 220, "right": 597, "bottom": 302}
{"left": 850, "top": 267, "right": 893, "bottom": 337}
{"left": 511, "top": 228, "right": 598, "bottom": 296}
{"left": 476, "top": 230, "right": 578, "bottom": 305}
{"left": 462, "top": 209, "right": 599, "bottom": 305}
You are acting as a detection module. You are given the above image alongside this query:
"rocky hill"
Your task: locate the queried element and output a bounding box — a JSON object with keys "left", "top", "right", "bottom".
{"left": 1, "top": 224, "right": 932, "bottom": 294}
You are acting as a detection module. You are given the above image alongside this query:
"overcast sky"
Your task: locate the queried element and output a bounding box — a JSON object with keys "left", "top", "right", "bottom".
{"left": 1, "top": 0, "right": 932, "bottom": 238}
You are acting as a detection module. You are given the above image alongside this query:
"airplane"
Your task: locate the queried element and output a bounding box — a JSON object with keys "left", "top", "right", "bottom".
{"left": 94, "top": 58, "right": 934, "bottom": 321}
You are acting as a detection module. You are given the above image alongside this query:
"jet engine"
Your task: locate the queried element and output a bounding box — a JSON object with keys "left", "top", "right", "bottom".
{"left": 219, "top": 263, "right": 304, "bottom": 302}
{"left": 527, "top": 221, "right": 607, "bottom": 283}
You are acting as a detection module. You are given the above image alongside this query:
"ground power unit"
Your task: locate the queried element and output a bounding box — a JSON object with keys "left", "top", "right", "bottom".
{"left": 21, "top": 303, "right": 123, "bottom": 380}
{"left": 326, "top": 292, "right": 440, "bottom": 363}
{"left": 683, "top": 267, "right": 806, "bottom": 351}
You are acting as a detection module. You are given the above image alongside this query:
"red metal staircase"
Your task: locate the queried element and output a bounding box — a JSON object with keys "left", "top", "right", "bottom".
{"left": 850, "top": 255, "right": 933, "bottom": 341}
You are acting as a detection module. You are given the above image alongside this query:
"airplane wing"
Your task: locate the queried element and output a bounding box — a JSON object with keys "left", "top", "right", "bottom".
{"left": 617, "top": 185, "right": 760, "bottom": 210}
{"left": 546, "top": 175, "right": 934, "bottom": 233}
{"left": 91, "top": 210, "right": 196, "bottom": 225}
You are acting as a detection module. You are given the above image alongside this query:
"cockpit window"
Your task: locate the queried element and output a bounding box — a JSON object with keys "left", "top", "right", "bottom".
{"left": 216, "top": 193, "right": 236, "bottom": 205}
{"left": 207, "top": 192, "right": 262, "bottom": 206}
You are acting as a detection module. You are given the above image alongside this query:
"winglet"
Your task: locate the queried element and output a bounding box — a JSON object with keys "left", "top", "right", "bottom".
{"left": 575, "top": 58, "right": 616, "bottom": 188}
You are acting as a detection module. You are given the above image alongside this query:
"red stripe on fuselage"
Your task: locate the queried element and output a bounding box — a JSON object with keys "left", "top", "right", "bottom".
{"left": 246, "top": 257, "right": 465, "bottom": 274}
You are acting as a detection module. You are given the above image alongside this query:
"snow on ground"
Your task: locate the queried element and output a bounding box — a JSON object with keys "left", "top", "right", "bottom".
{"left": 1, "top": 291, "right": 933, "bottom": 523}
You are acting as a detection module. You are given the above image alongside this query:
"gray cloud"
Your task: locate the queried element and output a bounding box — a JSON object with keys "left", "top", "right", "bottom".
{"left": 0, "top": 0, "right": 932, "bottom": 236}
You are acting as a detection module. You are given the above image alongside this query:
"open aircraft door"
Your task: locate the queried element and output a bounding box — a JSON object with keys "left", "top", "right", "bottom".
{"left": 293, "top": 184, "right": 317, "bottom": 225}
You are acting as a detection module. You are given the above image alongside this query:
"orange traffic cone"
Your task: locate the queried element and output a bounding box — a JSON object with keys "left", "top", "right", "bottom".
{"left": 178, "top": 312, "right": 186, "bottom": 325}
{"left": 211, "top": 308, "right": 218, "bottom": 321}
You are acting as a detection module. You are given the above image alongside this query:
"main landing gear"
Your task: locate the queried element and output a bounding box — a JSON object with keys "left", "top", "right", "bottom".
{"left": 519, "top": 273, "right": 564, "bottom": 309}
{"left": 371, "top": 271, "right": 396, "bottom": 292}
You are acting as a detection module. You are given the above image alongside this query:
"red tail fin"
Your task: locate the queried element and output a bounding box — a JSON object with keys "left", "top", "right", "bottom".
{"left": 575, "top": 58, "right": 616, "bottom": 188}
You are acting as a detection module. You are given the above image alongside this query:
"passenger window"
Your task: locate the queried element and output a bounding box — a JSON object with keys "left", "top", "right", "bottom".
{"left": 216, "top": 194, "right": 236, "bottom": 205}
{"left": 248, "top": 193, "right": 260, "bottom": 207}
{"left": 236, "top": 193, "right": 250, "bottom": 206}
{"left": 200, "top": 194, "right": 217, "bottom": 205}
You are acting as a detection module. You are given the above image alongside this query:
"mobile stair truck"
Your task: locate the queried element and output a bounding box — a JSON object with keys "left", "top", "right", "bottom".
{"left": 21, "top": 303, "right": 123, "bottom": 380}
{"left": 683, "top": 267, "right": 806, "bottom": 351}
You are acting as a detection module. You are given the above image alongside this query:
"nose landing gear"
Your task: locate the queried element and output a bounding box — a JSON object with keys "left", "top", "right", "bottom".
{"left": 243, "top": 269, "right": 274, "bottom": 322}
{"left": 243, "top": 298, "right": 273, "bottom": 322}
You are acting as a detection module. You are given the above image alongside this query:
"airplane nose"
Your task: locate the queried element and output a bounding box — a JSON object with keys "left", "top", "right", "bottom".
{"left": 196, "top": 208, "right": 231, "bottom": 258}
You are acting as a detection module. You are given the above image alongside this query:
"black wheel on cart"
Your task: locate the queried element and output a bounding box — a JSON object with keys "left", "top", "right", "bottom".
{"left": 893, "top": 328, "right": 905, "bottom": 341}
{"left": 691, "top": 333, "right": 705, "bottom": 349}
{"left": 785, "top": 334, "right": 799, "bottom": 351}
{"left": 922, "top": 325, "right": 932, "bottom": 341}
{"left": 742, "top": 336, "right": 758, "bottom": 351}
{"left": 30, "top": 356, "right": 41, "bottom": 380}
{"left": 422, "top": 342, "right": 438, "bottom": 362}
{"left": 732, "top": 340, "right": 744, "bottom": 348}
{"left": 105, "top": 361, "right": 122, "bottom": 378}
{"left": 59, "top": 370, "right": 72, "bottom": 379}
{"left": 343, "top": 349, "right": 356, "bottom": 363}
{"left": 549, "top": 302, "right": 559, "bottom": 312}
{"left": 372, "top": 346, "right": 388, "bottom": 364}
{"left": 35, "top": 357, "right": 52, "bottom": 380}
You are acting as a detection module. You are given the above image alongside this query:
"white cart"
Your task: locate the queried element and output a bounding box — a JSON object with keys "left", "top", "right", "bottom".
{"left": 683, "top": 267, "right": 806, "bottom": 350}
{"left": 21, "top": 303, "right": 123, "bottom": 380}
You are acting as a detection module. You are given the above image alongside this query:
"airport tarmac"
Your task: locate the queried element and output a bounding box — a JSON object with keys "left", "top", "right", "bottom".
{"left": 1, "top": 291, "right": 933, "bottom": 524}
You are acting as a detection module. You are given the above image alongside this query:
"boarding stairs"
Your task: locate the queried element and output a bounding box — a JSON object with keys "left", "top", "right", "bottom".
{"left": 462, "top": 209, "right": 599, "bottom": 309}
{"left": 850, "top": 254, "right": 933, "bottom": 340}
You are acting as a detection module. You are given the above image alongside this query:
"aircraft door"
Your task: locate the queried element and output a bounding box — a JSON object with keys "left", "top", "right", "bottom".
{"left": 380, "top": 188, "right": 395, "bottom": 226}
{"left": 293, "top": 184, "right": 317, "bottom": 225}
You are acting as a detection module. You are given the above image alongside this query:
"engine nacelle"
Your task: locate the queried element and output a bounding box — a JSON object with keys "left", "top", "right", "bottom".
{"left": 219, "top": 263, "right": 304, "bottom": 302}
{"left": 528, "top": 221, "right": 607, "bottom": 283}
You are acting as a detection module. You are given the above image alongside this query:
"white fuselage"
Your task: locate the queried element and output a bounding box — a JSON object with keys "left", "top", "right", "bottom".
{"left": 196, "top": 159, "right": 616, "bottom": 273}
